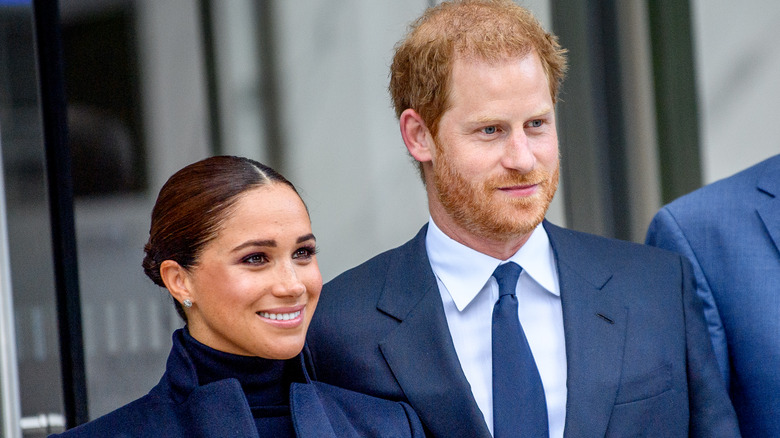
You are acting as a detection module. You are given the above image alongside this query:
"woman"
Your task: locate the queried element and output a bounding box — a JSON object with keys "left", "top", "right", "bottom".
{"left": 52, "top": 156, "right": 424, "bottom": 437}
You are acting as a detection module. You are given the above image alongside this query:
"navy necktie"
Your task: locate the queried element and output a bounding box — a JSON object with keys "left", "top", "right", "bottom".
{"left": 492, "top": 262, "right": 548, "bottom": 438}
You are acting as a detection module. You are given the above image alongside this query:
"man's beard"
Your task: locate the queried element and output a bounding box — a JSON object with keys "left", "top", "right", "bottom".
{"left": 432, "top": 148, "right": 559, "bottom": 243}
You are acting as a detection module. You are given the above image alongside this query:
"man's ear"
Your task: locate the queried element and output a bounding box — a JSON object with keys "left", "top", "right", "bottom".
{"left": 399, "top": 108, "right": 434, "bottom": 163}
{"left": 160, "top": 260, "right": 193, "bottom": 306}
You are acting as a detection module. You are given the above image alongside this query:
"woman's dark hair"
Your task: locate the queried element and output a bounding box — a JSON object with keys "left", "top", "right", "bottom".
{"left": 142, "top": 155, "right": 301, "bottom": 321}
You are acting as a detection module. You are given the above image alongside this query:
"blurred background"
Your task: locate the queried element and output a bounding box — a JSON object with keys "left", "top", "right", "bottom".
{"left": 0, "top": 0, "right": 777, "bottom": 436}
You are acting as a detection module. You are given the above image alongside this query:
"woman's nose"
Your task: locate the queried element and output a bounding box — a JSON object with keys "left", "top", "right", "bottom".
{"left": 272, "top": 262, "right": 306, "bottom": 297}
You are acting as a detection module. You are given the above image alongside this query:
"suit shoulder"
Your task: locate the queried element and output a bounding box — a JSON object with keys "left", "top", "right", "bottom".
{"left": 327, "top": 245, "right": 398, "bottom": 286}
{"left": 324, "top": 225, "right": 427, "bottom": 293}
{"left": 664, "top": 153, "right": 778, "bottom": 214}
{"left": 546, "top": 222, "right": 684, "bottom": 272}
{"left": 549, "top": 222, "right": 676, "bottom": 257}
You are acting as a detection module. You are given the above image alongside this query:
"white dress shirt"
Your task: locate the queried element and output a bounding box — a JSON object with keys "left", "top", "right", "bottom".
{"left": 426, "top": 218, "right": 567, "bottom": 438}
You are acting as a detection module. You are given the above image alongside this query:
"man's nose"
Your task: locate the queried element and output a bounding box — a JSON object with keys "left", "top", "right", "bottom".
{"left": 502, "top": 130, "right": 536, "bottom": 172}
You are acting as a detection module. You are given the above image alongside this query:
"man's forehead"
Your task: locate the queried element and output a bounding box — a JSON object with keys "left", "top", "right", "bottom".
{"left": 452, "top": 50, "right": 540, "bottom": 70}
{"left": 446, "top": 52, "right": 552, "bottom": 104}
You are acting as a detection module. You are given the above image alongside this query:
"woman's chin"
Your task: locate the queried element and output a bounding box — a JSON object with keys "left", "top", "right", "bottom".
{"left": 255, "top": 339, "right": 306, "bottom": 360}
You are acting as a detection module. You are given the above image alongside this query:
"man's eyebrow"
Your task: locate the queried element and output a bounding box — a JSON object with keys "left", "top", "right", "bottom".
{"left": 469, "top": 107, "right": 554, "bottom": 125}
{"left": 529, "top": 106, "right": 554, "bottom": 118}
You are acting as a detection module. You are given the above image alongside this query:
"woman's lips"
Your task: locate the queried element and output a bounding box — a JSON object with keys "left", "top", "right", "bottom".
{"left": 257, "top": 310, "right": 301, "bottom": 321}
{"left": 256, "top": 304, "right": 306, "bottom": 326}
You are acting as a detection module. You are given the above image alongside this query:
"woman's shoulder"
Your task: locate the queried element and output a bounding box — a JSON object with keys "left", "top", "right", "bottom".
{"left": 48, "top": 388, "right": 181, "bottom": 437}
{"left": 291, "top": 381, "right": 425, "bottom": 437}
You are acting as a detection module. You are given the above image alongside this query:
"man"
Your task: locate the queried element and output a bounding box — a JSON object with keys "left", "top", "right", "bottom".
{"left": 307, "top": 1, "right": 739, "bottom": 436}
{"left": 646, "top": 154, "right": 780, "bottom": 437}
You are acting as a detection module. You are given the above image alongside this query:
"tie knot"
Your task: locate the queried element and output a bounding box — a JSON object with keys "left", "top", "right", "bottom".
{"left": 492, "top": 262, "right": 522, "bottom": 297}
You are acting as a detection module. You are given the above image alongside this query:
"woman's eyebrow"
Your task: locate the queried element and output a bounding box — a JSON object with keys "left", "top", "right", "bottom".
{"left": 297, "top": 233, "right": 316, "bottom": 243}
{"left": 231, "top": 239, "right": 276, "bottom": 253}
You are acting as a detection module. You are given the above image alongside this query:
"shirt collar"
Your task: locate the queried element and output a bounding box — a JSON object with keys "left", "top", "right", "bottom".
{"left": 426, "top": 218, "right": 559, "bottom": 311}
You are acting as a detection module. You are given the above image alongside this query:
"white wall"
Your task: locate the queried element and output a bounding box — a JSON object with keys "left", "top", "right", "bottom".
{"left": 691, "top": 0, "right": 780, "bottom": 183}
{"left": 137, "top": 0, "right": 212, "bottom": 193}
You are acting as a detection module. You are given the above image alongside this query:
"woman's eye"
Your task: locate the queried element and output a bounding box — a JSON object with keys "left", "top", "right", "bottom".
{"left": 293, "top": 245, "right": 317, "bottom": 260}
{"left": 243, "top": 253, "right": 268, "bottom": 265}
{"left": 482, "top": 126, "right": 498, "bottom": 135}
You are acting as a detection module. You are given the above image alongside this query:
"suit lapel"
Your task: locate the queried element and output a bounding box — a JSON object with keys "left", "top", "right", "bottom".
{"left": 756, "top": 157, "right": 780, "bottom": 256}
{"left": 544, "top": 222, "right": 627, "bottom": 437}
{"left": 377, "top": 225, "right": 492, "bottom": 438}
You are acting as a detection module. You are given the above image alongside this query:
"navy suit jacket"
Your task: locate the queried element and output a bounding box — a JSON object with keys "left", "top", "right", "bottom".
{"left": 51, "top": 330, "right": 425, "bottom": 437}
{"left": 646, "top": 154, "right": 780, "bottom": 437}
{"left": 307, "top": 221, "right": 740, "bottom": 437}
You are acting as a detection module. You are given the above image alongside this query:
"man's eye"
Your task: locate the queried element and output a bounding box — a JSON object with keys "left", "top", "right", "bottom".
{"left": 529, "top": 119, "right": 543, "bottom": 128}
{"left": 482, "top": 126, "right": 498, "bottom": 135}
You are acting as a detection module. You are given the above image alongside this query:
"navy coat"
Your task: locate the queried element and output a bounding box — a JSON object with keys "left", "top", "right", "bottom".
{"left": 307, "top": 220, "right": 740, "bottom": 437}
{"left": 647, "top": 154, "right": 780, "bottom": 436}
{"left": 51, "top": 330, "right": 425, "bottom": 437}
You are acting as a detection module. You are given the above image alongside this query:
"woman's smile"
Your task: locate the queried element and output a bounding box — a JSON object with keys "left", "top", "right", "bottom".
{"left": 257, "top": 304, "right": 306, "bottom": 326}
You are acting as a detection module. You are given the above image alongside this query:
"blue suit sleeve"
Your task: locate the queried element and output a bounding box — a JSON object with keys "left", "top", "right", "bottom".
{"left": 677, "top": 255, "right": 740, "bottom": 437}
{"left": 646, "top": 207, "right": 730, "bottom": 387}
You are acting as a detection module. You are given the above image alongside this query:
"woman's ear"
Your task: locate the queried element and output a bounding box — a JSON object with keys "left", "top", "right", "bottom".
{"left": 399, "top": 108, "right": 434, "bottom": 163}
{"left": 160, "top": 260, "right": 192, "bottom": 306}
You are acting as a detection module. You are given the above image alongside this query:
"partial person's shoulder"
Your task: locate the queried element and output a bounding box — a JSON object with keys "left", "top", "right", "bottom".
{"left": 48, "top": 391, "right": 174, "bottom": 437}
{"left": 665, "top": 153, "right": 779, "bottom": 215}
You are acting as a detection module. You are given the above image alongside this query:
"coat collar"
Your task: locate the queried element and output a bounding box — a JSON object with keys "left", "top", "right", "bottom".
{"left": 161, "top": 329, "right": 261, "bottom": 437}
{"left": 161, "top": 330, "right": 351, "bottom": 437}
{"left": 288, "top": 384, "right": 338, "bottom": 437}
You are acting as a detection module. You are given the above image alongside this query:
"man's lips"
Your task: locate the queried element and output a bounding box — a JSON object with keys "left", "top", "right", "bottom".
{"left": 497, "top": 182, "right": 539, "bottom": 196}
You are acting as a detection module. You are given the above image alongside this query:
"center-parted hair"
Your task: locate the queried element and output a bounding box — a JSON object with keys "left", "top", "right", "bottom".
{"left": 389, "top": 0, "right": 568, "bottom": 142}
{"left": 142, "top": 155, "right": 302, "bottom": 320}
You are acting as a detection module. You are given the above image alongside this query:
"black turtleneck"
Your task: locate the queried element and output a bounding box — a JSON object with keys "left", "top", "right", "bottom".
{"left": 181, "top": 328, "right": 303, "bottom": 436}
